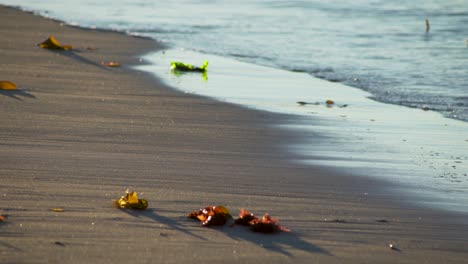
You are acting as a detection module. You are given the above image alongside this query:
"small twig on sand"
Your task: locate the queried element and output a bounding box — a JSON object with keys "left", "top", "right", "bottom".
{"left": 425, "top": 18, "right": 430, "bottom": 33}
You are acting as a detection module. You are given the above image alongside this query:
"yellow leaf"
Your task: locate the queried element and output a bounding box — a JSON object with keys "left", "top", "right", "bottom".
{"left": 135, "top": 199, "right": 148, "bottom": 210}
{"left": 50, "top": 208, "right": 65, "bottom": 212}
{"left": 127, "top": 191, "right": 139, "bottom": 204}
{"left": 113, "top": 190, "right": 148, "bottom": 210}
{"left": 0, "top": 81, "right": 17, "bottom": 90}
{"left": 38, "top": 35, "right": 72, "bottom": 50}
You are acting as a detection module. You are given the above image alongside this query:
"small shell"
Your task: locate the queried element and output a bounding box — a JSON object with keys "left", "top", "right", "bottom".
{"left": 389, "top": 244, "right": 399, "bottom": 251}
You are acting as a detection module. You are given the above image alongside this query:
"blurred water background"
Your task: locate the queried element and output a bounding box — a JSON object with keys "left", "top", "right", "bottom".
{"left": 6, "top": 0, "right": 467, "bottom": 121}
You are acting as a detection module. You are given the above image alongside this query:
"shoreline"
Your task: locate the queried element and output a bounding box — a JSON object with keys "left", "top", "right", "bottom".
{"left": 7, "top": 1, "right": 468, "bottom": 124}
{"left": 1, "top": 5, "right": 467, "bottom": 263}
{"left": 140, "top": 48, "right": 468, "bottom": 215}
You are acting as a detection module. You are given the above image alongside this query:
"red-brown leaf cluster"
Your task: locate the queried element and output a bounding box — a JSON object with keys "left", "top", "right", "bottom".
{"left": 188, "top": 206, "right": 290, "bottom": 233}
{"left": 187, "top": 205, "right": 232, "bottom": 226}
{"left": 235, "top": 209, "right": 290, "bottom": 233}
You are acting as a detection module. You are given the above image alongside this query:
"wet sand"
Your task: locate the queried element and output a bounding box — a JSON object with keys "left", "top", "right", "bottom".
{"left": 1, "top": 5, "right": 467, "bottom": 264}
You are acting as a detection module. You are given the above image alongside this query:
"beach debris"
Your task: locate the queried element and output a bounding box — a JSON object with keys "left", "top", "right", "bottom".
{"left": 421, "top": 105, "right": 430, "bottom": 111}
{"left": 113, "top": 189, "right": 148, "bottom": 210}
{"left": 234, "top": 209, "right": 290, "bottom": 233}
{"left": 0, "top": 210, "right": 5, "bottom": 222}
{"left": 101, "top": 61, "right": 121, "bottom": 67}
{"left": 37, "top": 35, "right": 72, "bottom": 50}
{"left": 171, "top": 60, "right": 208, "bottom": 72}
{"left": 297, "top": 101, "right": 348, "bottom": 108}
{"left": 85, "top": 46, "right": 98, "bottom": 51}
{"left": 54, "top": 241, "right": 66, "bottom": 247}
{"left": 296, "top": 101, "right": 320, "bottom": 106}
{"left": 0, "top": 81, "right": 17, "bottom": 90}
{"left": 425, "top": 18, "right": 430, "bottom": 32}
{"left": 249, "top": 213, "right": 290, "bottom": 233}
{"left": 187, "top": 205, "right": 232, "bottom": 226}
{"left": 50, "top": 208, "right": 65, "bottom": 212}
{"left": 188, "top": 206, "right": 290, "bottom": 233}
{"left": 234, "top": 208, "right": 258, "bottom": 226}
{"left": 389, "top": 243, "right": 400, "bottom": 251}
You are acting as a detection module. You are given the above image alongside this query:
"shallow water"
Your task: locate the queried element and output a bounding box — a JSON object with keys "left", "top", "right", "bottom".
{"left": 4, "top": 0, "right": 468, "bottom": 121}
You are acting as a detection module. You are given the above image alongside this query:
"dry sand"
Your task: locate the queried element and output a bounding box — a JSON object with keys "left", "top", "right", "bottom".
{"left": 1, "top": 5, "right": 467, "bottom": 264}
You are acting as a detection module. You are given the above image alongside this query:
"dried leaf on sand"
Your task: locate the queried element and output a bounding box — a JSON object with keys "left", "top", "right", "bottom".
{"left": 235, "top": 209, "right": 290, "bottom": 233}
{"left": 188, "top": 205, "right": 232, "bottom": 226}
{"left": 0, "top": 81, "right": 17, "bottom": 90}
{"left": 37, "top": 35, "right": 72, "bottom": 50}
{"left": 234, "top": 208, "right": 257, "bottom": 226}
{"left": 101, "top": 61, "right": 121, "bottom": 67}
{"left": 249, "top": 213, "right": 290, "bottom": 233}
{"left": 113, "top": 189, "right": 148, "bottom": 210}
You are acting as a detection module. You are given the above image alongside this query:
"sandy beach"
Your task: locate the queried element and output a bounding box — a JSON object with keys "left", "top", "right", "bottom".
{"left": 1, "top": 5, "right": 467, "bottom": 263}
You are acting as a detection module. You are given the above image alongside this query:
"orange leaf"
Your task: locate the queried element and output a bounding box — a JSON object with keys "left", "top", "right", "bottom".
{"left": 0, "top": 81, "right": 17, "bottom": 90}
{"left": 50, "top": 208, "right": 65, "bottom": 212}
{"left": 38, "top": 35, "right": 72, "bottom": 50}
{"left": 101, "top": 61, "right": 121, "bottom": 67}
{"left": 187, "top": 205, "right": 232, "bottom": 226}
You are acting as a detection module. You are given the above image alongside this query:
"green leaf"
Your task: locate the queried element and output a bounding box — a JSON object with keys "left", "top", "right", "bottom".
{"left": 170, "top": 60, "right": 208, "bottom": 72}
